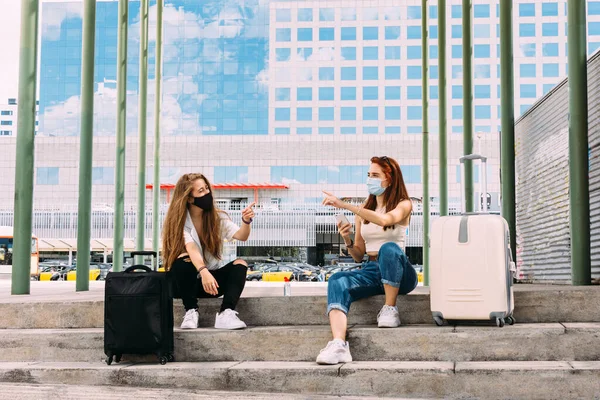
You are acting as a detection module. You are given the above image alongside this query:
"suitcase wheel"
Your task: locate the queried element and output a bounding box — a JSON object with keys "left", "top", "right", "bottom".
{"left": 496, "top": 317, "right": 505, "bottom": 328}
{"left": 159, "top": 356, "right": 168, "bottom": 365}
{"left": 115, "top": 354, "right": 122, "bottom": 363}
{"left": 506, "top": 316, "right": 515, "bottom": 325}
{"left": 106, "top": 355, "right": 113, "bottom": 365}
{"left": 167, "top": 353, "right": 175, "bottom": 363}
{"left": 433, "top": 316, "right": 444, "bottom": 327}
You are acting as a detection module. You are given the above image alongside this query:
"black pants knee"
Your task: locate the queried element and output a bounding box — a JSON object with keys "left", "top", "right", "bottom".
{"left": 169, "top": 257, "right": 247, "bottom": 312}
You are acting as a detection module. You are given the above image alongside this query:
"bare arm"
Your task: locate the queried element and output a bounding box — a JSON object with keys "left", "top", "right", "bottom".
{"left": 184, "top": 242, "right": 206, "bottom": 271}
{"left": 343, "top": 199, "right": 412, "bottom": 227}
{"left": 345, "top": 218, "right": 366, "bottom": 263}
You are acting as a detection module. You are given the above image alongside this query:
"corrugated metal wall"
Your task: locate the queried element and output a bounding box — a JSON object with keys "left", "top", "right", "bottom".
{"left": 515, "top": 51, "right": 600, "bottom": 282}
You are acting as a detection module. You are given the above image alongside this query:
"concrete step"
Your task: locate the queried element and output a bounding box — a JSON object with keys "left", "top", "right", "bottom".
{"left": 1, "top": 323, "right": 599, "bottom": 363}
{"left": 0, "top": 361, "right": 599, "bottom": 399}
{"left": 2, "top": 285, "right": 600, "bottom": 329}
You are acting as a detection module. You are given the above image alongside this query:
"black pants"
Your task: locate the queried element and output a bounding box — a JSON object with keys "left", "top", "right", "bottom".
{"left": 169, "top": 257, "right": 247, "bottom": 312}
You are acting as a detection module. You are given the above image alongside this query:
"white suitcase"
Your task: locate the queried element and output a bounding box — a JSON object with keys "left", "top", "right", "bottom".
{"left": 429, "top": 154, "right": 515, "bottom": 327}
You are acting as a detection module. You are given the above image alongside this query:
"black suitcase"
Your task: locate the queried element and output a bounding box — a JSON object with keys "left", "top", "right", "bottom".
{"left": 104, "top": 251, "right": 174, "bottom": 365}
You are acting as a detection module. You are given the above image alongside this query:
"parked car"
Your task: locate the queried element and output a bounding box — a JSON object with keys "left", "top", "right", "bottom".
{"left": 66, "top": 264, "right": 101, "bottom": 281}
{"left": 262, "top": 264, "right": 317, "bottom": 282}
{"left": 246, "top": 259, "right": 278, "bottom": 281}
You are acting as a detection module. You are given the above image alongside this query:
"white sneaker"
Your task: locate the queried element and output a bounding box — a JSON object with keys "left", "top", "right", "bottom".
{"left": 181, "top": 309, "right": 199, "bottom": 329}
{"left": 377, "top": 305, "right": 401, "bottom": 328}
{"left": 214, "top": 309, "right": 247, "bottom": 330}
{"left": 316, "top": 339, "right": 353, "bottom": 365}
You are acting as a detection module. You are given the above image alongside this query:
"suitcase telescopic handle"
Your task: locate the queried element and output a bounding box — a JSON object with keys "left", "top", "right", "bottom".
{"left": 459, "top": 154, "right": 487, "bottom": 163}
{"left": 124, "top": 265, "right": 153, "bottom": 273}
{"left": 130, "top": 251, "right": 157, "bottom": 258}
{"left": 459, "top": 153, "right": 488, "bottom": 214}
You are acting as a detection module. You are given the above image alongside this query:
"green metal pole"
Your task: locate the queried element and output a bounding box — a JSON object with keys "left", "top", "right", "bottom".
{"left": 11, "top": 0, "right": 39, "bottom": 295}
{"left": 152, "top": 0, "right": 163, "bottom": 270}
{"left": 567, "top": 0, "right": 591, "bottom": 285}
{"left": 438, "top": 0, "right": 448, "bottom": 217}
{"left": 136, "top": 0, "right": 149, "bottom": 266}
{"left": 113, "top": 0, "right": 128, "bottom": 272}
{"left": 422, "top": 0, "right": 430, "bottom": 286}
{"left": 462, "top": 0, "right": 474, "bottom": 212}
{"left": 500, "top": 0, "right": 516, "bottom": 263}
{"left": 76, "top": 0, "right": 97, "bottom": 292}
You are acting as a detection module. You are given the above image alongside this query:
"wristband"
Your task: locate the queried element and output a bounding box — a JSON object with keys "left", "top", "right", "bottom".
{"left": 242, "top": 218, "right": 253, "bottom": 224}
{"left": 197, "top": 266, "right": 207, "bottom": 277}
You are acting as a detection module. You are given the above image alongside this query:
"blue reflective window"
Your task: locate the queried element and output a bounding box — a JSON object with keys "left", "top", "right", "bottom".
{"left": 430, "top": 5, "right": 438, "bottom": 18}
{"left": 341, "top": 67, "right": 356, "bottom": 80}
{"left": 407, "top": 46, "right": 422, "bottom": 59}
{"left": 319, "top": 67, "right": 334, "bottom": 80}
{"left": 520, "top": 84, "right": 537, "bottom": 98}
{"left": 275, "top": 128, "right": 290, "bottom": 135}
{"left": 363, "top": 46, "right": 378, "bottom": 60}
{"left": 275, "top": 88, "right": 290, "bottom": 101}
{"left": 542, "top": 23, "right": 558, "bottom": 37}
{"left": 475, "top": 105, "right": 491, "bottom": 119}
{"left": 590, "top": 22, "right": 600, "bottom": 35}
{"left": 407, "top": 66, "right": 422, "bottom": 79}
{"left": 520, "top": 24, "right": 536, "bottom": 37}
{"left": 590, "top": 2, "right": 600, "bottom": 15}
{"left": 428, "top": 45, "right": 438, "bottom": 59}
{"left": 385, "top": 26, "right": 401, "bottom": 40}
{"left": 276, "top": 9, "right": 291, "bottom": 22}
{"left": 401, "top": 166, "right": 422, "bottom": 183}
{"left": 430, "top": 65, "right": 439, "bottom": 79}
{"left": 341, "top": 47, "right": 356, "bottom": 60}
{"left": 452, "top": 45, "right": 462, "bottom": 59}
{"left": 521, "top": 43, "right": 536, "bottom": 57}
{"left": 363, "top": 127, "right": 378, "bottom": 134}
{"left": 543, "top": 63, "right": 559, "bottom": 77}
{"left": 319, "top": 107, "right": 334, "bottom": 121}
{"left": 474, "top": 24, "right": 490, "bottom": 38}
{"left": 385, "top": 86, "right": 401, "bottom": 100}
{"left": 406, "top": 106, "right": 421, "bottom": 120}
{"left": 451, "top": 5, "right": 462, "bottom": 18}
{"left": 452, "top": 126, "right": 463, "bottom": 134}
{"left": 385, "top": 66, "right": 401, "bottom": 80}
{"left": 319, "top": 28, "right": 334, "bottom": 41}
{"left": 455, "top": 165, "right": 481, "bottom": 184}
{"left": 452, "top": 25, "right": 462, "bottom": 38}
{"left": 385, "top": 106, "right": 401, "bottom": 120}
{"left": 407, "top": 86, "right": 422, "bottom": 100}
{"left": 297, "top": 48, "right": 313, "bottom": 60}
{"left": 590, "top": 42, "right": 600, "bottom": 55}
{"left": 276, "top": 28, "right": 291, "bottom": 42}
{"left": 385, "top": 46, "right": 401, "bottom": 60}
{"left": 430, "top": 25, "right": 438, "bottom": 39}
{"left": 452, "top": 85, "right": 463, "bottom": 99}
{"left": 275, "top": 108, "right": 291, "bottom": 121}
{"left": 341, "top": 127, "right": 356, "bottom": 135}
{"left": 452, "top": 106, "right": 463, "bottom": 119}
{"left": 276, "top": 48, "right": 291, "bottom": 61}
{"left": 474, "top": 45, "right": 490, "bottom": 58}
{"left": 542, "top": 3, "right": 558, "bottom": 16}
{"left": 474, "top": 4, "right": 490, "bottom": 17}
{"left": 341, "top": 27, "right": 356, "bottom": 41}
{"left": 474, "top": 65, "right": 491, "bottom": 78}
{"left": 341, "top": 107, "right": 356, "bottom": 121}
{"left": 297, "top": 28, "right": 313, "bottom": 41}
{"left": 341, "top": 87, "right": 356, "bottom": 100}
{"left": 385, "top": 127, "right": 401, "bottom": 134}
{"left": 297, "top": 88, "right": 312, "bottom": 101}
{"left": 320, "top": 8, "right": 335, "bottom": 21}
{"left": 37, "top": 167, "right": 59, "bottom": 185}
{"left": 298, "top": 8, "right": 313, "bottom": 21}
{"left": 520, "top": 64, "right": 536, "bottom": 78}
{"left": 297, "top": 107, "right": 312, "bottom": 121}
{"left": 543, "top": 84, "right": 555, "bottom": 95}
{"left": 363, "top": 107, "right": 378, "bottom": 120}
{"left": 520, "top": 105, "right": 532, "bottom": 114}
{"left": 319, "top": 127, "right": 334, "bottom": 135}
{"left": 363, "top": 86, "right": 378, "bottom": 100}
{"left": 407, "top": 6, "right": 421, "bottom": 19}
{"left": 363, "top": 66, "right": 379, "bottom": 80}
{"left": 519, "top": 3, "right": 535, "bottom": 17}
{"left": 341, "top": 7, "right": 356, "bottom": 21}
{"left": 407, "top": 26, "right": 421, "bottom": 39}
{"left": 543, "top": 43, "right": 559, "bottom": 56}
{"left": 452, "top": 65, "right": 463, "bottom": 78}
{"left": 474, "top": 85, "right": 491, "bottom": 99}
{"left": 430, "top": 85, "right": 439, "bottom": 99}
{"left": 297, "top": 127, "right": 312, "bottom": 135}
{"left": 319, "top": 87, "right": 334, "bottom": 100}
{"left": 408, "top": 126, "right": 422, "bottom": 134}
{"left": 92, "top": 167, "right": 114, "bottom": 185}
{"left": 363, "top": 27, "right": 379, "bottom": 40}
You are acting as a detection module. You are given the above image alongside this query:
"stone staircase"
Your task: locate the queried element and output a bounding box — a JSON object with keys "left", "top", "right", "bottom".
{"left": 0, "top": 285, "right": 599, "bottom": 398}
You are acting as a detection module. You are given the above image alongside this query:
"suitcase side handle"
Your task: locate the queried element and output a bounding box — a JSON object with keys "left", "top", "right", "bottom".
{"left": 130, "top": 251, "right": 157, "bottom": 258}
{"left": 124, "top": 265, "right": 153, "bottom": 273}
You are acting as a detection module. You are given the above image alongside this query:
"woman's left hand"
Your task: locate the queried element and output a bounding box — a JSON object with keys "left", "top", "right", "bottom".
{"left": 242, "top": 202, "right": 256, "bottom": 224}
{"left": 322, "top": 191, "right": 346, "bottom": 209}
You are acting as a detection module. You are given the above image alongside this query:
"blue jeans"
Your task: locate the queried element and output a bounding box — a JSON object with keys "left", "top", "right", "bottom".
{"left": 327, "top": 242, "right": 418, "bottom": 315}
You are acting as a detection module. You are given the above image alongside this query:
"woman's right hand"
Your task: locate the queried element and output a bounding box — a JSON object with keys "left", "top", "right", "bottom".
{"left": 337, "top": 221, "right": 352, "bottom": 239}
{"left": 200, "top": 269, "right": 219, "bottom": 295}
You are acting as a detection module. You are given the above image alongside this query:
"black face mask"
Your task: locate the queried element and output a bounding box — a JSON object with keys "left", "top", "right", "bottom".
{"left": 192, "top": 192, "right": 213, "bottom": 211}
